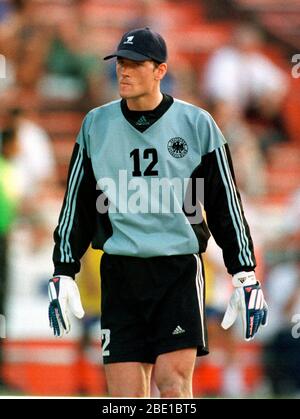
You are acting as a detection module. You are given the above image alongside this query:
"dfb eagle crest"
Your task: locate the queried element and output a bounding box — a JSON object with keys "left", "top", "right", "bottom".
{"left": 167, "top": 137, "right": 188, "bottom": 158}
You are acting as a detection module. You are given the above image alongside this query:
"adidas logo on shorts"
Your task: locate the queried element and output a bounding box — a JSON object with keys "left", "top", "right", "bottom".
{"left": 172, "top": 325, "right": 185, "bottom": 335}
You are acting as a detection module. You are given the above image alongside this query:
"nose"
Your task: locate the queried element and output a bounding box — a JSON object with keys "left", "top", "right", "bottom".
{"left": 120, "top": 66, "right": 128, "bottom": 76}
{"left": 117, "top": 60, "right": 132, "bottom": 77}
{"left": 119, "top": 64, "right": 129, "bottom": 78}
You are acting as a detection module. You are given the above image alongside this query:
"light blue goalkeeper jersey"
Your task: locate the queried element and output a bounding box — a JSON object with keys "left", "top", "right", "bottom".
{"left": 78, "top": 98, "right": 224, "bottom": 257}
{"left": 53, "top": 96, "right": 256, "bottom": 277}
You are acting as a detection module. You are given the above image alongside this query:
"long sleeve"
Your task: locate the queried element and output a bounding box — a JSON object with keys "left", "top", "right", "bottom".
{"left": 198, "top": 143, "right": 256, "bottom": 275}
{"left": 52, "top": 118, "right": 97, "bottom": 278}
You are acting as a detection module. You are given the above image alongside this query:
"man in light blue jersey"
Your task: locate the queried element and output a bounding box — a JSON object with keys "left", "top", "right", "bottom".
{"left": 48, "top": 27, "right": 268, "bottom": 398}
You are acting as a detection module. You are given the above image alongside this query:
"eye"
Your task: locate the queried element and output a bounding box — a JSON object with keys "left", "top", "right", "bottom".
{"left": 128, "top": 61, "right": 144, "bottom": 68}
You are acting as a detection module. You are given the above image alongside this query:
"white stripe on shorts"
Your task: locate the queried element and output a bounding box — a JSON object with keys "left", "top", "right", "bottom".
{"left": 193, "top": 254, "right": 206, "bottom": 347}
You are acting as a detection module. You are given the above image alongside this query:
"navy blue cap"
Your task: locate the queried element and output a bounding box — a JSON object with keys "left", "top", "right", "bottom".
{"left": 103, "top": 27, "right": 167, "bottom": 63}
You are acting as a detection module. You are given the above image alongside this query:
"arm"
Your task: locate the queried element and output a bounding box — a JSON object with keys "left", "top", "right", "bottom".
{"left": 52, "top": 118, "right": 97, "bottom": 278}
{"left": 48, "top": 115, "right": 97, "bottom": 337}
{"left": 196, "top": 113, "right": 267, "bottom": 340}
{"left": 199, "top": 143, "right": 256, "bottom": 275}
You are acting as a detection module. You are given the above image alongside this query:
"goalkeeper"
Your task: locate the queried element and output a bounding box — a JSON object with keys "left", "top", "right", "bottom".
{"left": 48, "top": 27, "right": 268, "bottom": 398}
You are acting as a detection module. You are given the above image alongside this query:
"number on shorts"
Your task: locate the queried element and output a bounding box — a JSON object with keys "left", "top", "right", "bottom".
{"left": 100, "top": 329, "right": 111, "bottom": 356}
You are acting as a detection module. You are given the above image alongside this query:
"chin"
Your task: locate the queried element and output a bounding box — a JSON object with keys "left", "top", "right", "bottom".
{"left": 119, "top": 87, "right": 139, "bottom": 100}
{"left": 119, "top": 92, "right": 129, "bottom": 99}
{"left": 119, "top": 89, "right": 130, "bottom": 99}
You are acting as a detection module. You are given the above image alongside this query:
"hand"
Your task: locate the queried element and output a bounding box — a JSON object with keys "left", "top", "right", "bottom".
{"left": 48, "top": 276, "right": 85, "bottom": 337}
{"left": 221, "top": 272, "right": 268, "bottom": 341}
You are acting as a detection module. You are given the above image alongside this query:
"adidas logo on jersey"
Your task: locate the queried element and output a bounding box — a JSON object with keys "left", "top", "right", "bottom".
{"left": 172, "top": 325, "right": 185, "bottom": 335}
{"left": 136, "top": 116, "right": 150, "bottom": 126}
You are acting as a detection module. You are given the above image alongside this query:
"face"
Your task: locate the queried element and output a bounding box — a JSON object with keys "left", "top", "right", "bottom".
{"left": 116, "top": 58, "right": 166, "bottom": 100}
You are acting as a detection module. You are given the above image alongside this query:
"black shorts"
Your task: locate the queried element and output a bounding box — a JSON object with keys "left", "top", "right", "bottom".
{"left": 100, "top": 253, "right": 209, "bottom": 364}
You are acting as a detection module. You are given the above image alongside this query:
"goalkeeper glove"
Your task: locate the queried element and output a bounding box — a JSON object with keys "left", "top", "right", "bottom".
{"left": 221, "top": 271, "right": 268, "bottom": 341}
{"left": 48, "top": 276, "right": 84, "bottom": 337}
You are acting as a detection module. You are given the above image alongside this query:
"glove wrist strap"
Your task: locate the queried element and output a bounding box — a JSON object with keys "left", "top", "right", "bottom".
{"left": 232, "top": 271, "right": 256, "bottom": 287}
{"left": 52, "top": 275, "right": 74, "bottom": 282}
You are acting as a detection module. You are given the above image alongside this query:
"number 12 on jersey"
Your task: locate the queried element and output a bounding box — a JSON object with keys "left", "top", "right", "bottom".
{"left": 130, "top": 148, "right": 159, "bottom": 177}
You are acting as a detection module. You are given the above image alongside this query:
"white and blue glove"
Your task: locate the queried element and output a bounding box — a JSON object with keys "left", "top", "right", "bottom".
{"left": 221, "top": 272, "right": 268, "bottom": 341}
{"left": 48, "top": 276, "right": 85, "bottom": 337}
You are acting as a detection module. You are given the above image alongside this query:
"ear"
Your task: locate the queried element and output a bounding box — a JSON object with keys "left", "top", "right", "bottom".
{"left": 154, "top": 63, "right": 168, "bottom": 81}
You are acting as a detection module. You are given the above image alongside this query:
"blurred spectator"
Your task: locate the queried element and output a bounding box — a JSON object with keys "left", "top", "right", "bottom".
{"left": 0, "top": 127, "right": 21, "bottom": 390}
{"left": 0, "top": 11, "right": 18, "bottom": 100}
{"left": 282, "top": 188, "right": 300, "bottom": 238}
{"left": 39, "top": 9, "right": 104, "bottom": 108}
{"left": 263, "top": 262, "right": 300, "bottom": 396}
{"left": 7, "top": 107, "right": 55, "bottom": 199}
{"left": 127, "top": 0, "right": 160, "bottom": 30}
{"left": 0, "top": 0, "right": 50, "bottom": 108}
{"left": 262, "top": 187, "right": 300, "bottom": 397}
{"left": 203, "top": 24, "right": 290, "bottom": 154}
{"left": 211, "top": 101, "right": 266, "bottom": 196}
{"left": 77, "top": 249, "right": 102, "bottom": 331}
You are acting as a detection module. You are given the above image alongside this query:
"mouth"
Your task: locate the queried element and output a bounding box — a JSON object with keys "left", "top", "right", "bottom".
{"left": 119, "top": 81, "right": 132, "bottom": 86}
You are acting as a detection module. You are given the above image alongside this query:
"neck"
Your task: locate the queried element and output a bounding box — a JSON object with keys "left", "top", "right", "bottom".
{"left": 126, "top": 91, "right": 163, "bottom": 111}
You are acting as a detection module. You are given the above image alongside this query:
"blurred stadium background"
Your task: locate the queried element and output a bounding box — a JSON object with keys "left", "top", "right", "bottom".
{"left": 0, "top": 0, "right": 300, "bottom": 398}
